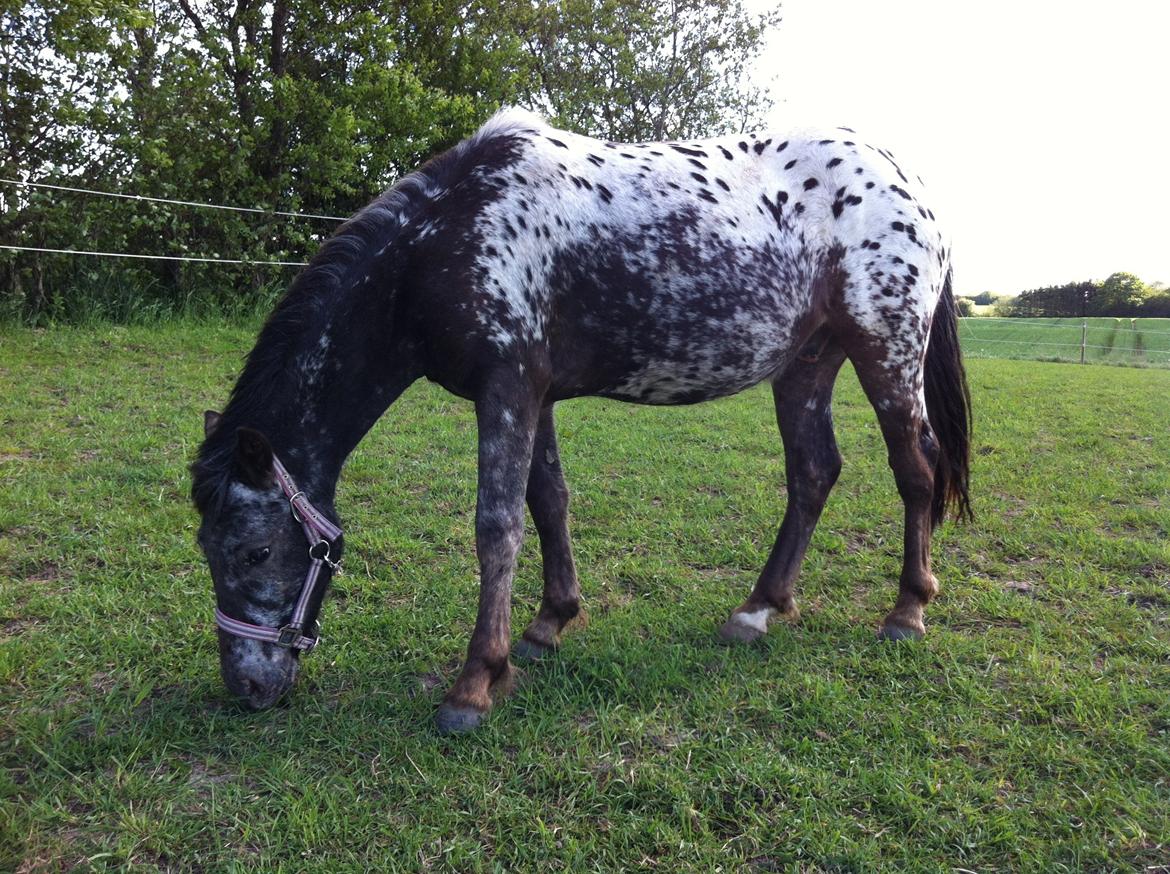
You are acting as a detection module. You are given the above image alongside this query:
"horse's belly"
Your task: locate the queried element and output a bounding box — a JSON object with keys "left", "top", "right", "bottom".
{"left": 599, "top": 366, "right": 774, "bottom": 405}
{"left": 594, "top": 322, "right": 794, "bottom": 405}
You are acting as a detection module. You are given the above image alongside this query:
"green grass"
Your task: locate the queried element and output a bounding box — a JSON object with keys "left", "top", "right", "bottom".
{"left": 2, "top": 323, "right": 1168, "bottom": 872}
{"left": 960, "top": 316, "right": 1170, "bottom": 367}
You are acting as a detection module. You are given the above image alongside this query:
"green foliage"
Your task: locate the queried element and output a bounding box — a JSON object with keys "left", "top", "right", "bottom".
{"left": 968, "top": 290, "right": 1000, "bottom": 306}
{"left": 2, "top": 326, "right": 1169, "bottom": 869}
{"left": 997, "top": 274, "right": 1168, "bottom": 318}
{"left": 515, "top": 0, "right": 780, "bottom": 142}
{"left": 955, "top": 296, "right": 975, "bottom": 317}
{"left": 1097, "top": 271, "right": 1152, "bottom": 314}
{"left": 1, "top": 0, "right": 780, "bottom": 324}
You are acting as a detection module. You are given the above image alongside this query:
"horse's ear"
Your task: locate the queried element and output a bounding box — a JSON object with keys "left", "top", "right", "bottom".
{"left": 203, "top": 410, "right": 222, "bottom": 438}
{"left": 234, "top": 427, "right": 275, "bottom": 489}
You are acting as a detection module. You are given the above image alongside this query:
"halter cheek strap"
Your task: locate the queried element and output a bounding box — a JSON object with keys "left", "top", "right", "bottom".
{"left": 213, "top": 456, "right": 342, "bottom": 653}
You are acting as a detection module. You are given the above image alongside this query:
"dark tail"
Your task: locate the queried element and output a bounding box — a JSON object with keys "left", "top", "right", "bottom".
{"left": 924, "top": 269, "right": 972, "bottom": 526}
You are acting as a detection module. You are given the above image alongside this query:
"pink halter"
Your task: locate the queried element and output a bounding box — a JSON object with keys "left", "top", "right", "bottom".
{"left": 213, "top": 456, "right": 342, "bottom": 652}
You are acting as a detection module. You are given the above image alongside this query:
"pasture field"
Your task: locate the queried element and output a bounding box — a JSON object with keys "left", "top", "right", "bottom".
{"left": 1, "top": 323, "right": 1168, "bottom": 872}
{"left": 959, "top": 316, "right": 1170, "bottom": 367}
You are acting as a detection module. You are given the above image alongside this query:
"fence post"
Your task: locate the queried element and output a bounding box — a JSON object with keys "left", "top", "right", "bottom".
{"left": 1080, "top": 320, "right": 1087, "bottom": 365}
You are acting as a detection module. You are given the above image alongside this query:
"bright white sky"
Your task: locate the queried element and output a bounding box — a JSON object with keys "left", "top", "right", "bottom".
{"left": 748, "top": 0, "right": 1170, "bottom": 295}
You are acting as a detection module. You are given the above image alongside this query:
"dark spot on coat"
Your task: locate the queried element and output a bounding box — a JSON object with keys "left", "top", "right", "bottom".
{"left": 776, "top": 140, "right": 789, "bottom": 152}
{"left": 596, "top": 184, "right": 613, "bottom": 203}
{"left": 691, "top": 172, "right": 708, "bottom": 185}
{"left": 715, "top": 178, "right": 731, "bottom": 191}
{"left": 827, "top": 157, "right": 843, "bottom": 168}
{"left": 547, "top": 137, "right": 568, "bottom": 149}
{"left": 718, "top": 145, "right": 734, "bottom": 160}
{"left": 587, "top": 154, "right": 605, "bottom": 167}
{"left": 739, "top": 141, "right": 750, "bottom": 153}
{"left": 803, "top": 178, "right": 819, "bottom": 191}
{"left": 671, "top": 145, "right": 708, "bottom": 158}
{"left": 784, "top": 159, "right": 798, "bottom": 170}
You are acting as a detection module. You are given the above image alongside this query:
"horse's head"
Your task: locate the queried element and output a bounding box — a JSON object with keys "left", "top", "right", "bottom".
{"left": 194, "top": 411, "right": 341, "bottom": 709}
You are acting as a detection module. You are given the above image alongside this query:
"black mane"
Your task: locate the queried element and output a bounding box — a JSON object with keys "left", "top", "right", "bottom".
{"left": 191, "top": 120, "right": 530, "bottom": 517}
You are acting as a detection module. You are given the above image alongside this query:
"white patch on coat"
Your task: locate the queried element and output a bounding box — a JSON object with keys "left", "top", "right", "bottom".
{"left": 463, "top": 108, "right": 949, "bottom": 398}
{"left": 733, "top": 607, "right": 775, "bottom": 633}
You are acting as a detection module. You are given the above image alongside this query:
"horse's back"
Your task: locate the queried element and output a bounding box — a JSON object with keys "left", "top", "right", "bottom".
{"left": 414, "top": 110, "right": 949, "bottom": 403}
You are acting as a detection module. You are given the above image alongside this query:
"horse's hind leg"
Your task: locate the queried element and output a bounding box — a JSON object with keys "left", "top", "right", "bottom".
{"left": 514, "top": 404, "right": 582, "bottom": 660}
{"left": 720, "top": 342, "right": 847, "bottom": 643}
{"left": 847, "top": 345, "right": 940, "bottom": 641}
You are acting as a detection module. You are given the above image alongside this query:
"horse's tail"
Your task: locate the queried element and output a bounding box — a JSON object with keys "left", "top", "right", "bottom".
{"left": 924, "top": 268, "right": 972, "bottom": 526}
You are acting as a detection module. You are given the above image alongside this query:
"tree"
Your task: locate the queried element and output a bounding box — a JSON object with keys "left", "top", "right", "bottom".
{"left": 1096, "top": 272, "right": 1150, "bottom": 316}
{"left": 517, "top": 0, "right": 780, "bottom": 142}
{"left": 2, "top": 0, "right": 783, "bottom": 322}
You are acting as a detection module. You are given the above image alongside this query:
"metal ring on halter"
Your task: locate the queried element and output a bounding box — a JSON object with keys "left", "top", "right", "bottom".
{"left": 289, "top": 491, "right": 306, "bottom": 523}
{"left": 309, "top": 539, "right": 341, "bottom": 572}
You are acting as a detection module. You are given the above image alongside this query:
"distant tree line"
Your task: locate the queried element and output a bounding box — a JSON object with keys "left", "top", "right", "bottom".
{"left": 1, "top": 0, "right": 780, "bottom": 323}
{"left": 994, "top": 273, "right": 1170, "bottom": 318}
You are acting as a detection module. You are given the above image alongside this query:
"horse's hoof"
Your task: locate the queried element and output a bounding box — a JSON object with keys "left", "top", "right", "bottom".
{"left": 718, "top": 606, "right": 777, "bottom": 644}
{"left": 717, "top": 617, "right": 765, "bottom": 644}
{"left": 435, "top": 703, "right": 487, "bottom": 734}
{"left": 877, "top": 623, "right": 925, "bottom": 642}
{"left": 513, "top": 637, "right": 554, "bottom": 661}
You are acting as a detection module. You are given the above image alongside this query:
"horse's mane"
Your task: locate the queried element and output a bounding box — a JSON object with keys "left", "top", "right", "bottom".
{"left": 191, "top": 107, "right": 546, "bottom": 516}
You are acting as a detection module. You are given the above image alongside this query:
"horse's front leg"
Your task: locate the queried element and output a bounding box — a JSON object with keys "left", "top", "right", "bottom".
{"left": 436, "top": 375, "right": 540, "bottom": 734}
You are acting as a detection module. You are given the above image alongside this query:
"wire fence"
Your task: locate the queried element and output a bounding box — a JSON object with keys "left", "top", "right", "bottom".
{"left": 4, "top": 178, "right": 1169, "bottom": 368}
{"left": 0, "top": 176, "right": 346, "bottom": 269}
{"left": 959, "top": 317, "right": 1170, "bottom": 368}
{"left": 0, "top": 178, "right": 347, "bottom": 222}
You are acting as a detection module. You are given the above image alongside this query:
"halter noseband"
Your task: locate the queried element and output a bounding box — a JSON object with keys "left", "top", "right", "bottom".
{"left": 213, "top": 456, "right": 342, "bottom": 653}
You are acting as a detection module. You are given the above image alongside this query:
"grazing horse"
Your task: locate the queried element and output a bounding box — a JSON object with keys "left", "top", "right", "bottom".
{"left": 191, "top": 107, "right": 971, "bottom": 733}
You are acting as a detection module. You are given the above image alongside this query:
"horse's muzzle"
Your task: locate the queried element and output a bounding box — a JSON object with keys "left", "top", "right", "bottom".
{"left": 218, "top": 632, "right": 299, "bottom": 709}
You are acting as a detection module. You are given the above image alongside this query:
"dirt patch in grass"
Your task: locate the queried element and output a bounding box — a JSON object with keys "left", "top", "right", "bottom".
{"left": 25, "top": 562, "right": 62, "bottom": 583}
{"left": 1002, "top": 580, "right": 1036, "bottom": 596}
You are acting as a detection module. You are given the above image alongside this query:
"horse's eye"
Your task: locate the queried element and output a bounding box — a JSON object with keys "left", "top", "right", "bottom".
{"left": 245, "top": 547, "right": 271, "bottom": 566}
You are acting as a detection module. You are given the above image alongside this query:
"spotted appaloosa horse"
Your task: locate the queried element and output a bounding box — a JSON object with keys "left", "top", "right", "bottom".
{"left": 192, "top": 107, "right": 971, "bottom": 733}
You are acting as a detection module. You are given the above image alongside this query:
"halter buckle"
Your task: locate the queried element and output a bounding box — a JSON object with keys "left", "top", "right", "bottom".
{"left": 276, "top": 624, "right": 301, "bottom": 648}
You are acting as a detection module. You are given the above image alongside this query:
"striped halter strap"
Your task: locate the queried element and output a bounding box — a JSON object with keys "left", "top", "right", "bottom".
{"left": 213, "top": 456, "right": 342, "bottom": 652}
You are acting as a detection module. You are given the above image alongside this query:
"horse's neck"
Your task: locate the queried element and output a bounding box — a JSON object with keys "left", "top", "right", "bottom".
{"left": 265, "top": 311, "right": 419, "bottom": 499}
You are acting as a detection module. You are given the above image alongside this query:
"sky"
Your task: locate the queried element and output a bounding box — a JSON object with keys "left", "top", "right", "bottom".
{"left": 747, "top": 0, "right": 1170, "bottom": 295}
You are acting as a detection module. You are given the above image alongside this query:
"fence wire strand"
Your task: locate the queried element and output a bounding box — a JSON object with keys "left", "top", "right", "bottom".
{"left": 960, "top": 316, "right": 1170, "bottom": 337}
{"left": 0, "top": 244, "right": 306, "bottom": 267}
{"left": 0, "top": 178, "right": 348, "bottom": 222}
